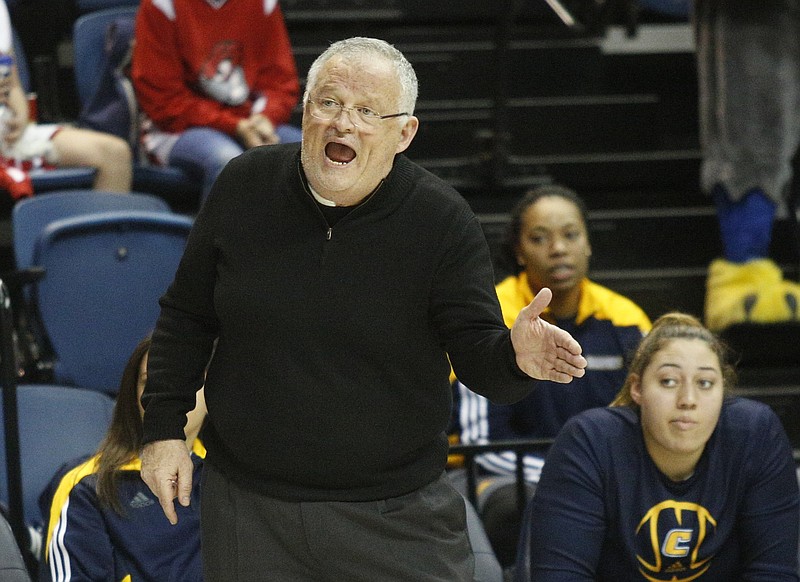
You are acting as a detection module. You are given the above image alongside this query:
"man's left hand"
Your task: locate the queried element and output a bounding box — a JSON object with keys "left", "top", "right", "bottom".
{"left": 510, "top": 287, "right": 587, "bottom": 383}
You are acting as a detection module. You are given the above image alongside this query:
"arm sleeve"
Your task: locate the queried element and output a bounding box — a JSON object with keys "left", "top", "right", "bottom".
{"left": 141, "top": 179, "right": 221, "bottom": 443}
{"left": 44, "top": 482, "right": 114, "bottom": 582}
{"left": 739, "top": 409, "right": 800, "bottom": 581}
{"left": 518, "top": 418, "right": 605, "bottom": 581}
{"left": 132, "top": 2, "right": 242, "bottom": 135}
{"left": 436, "top": 212, "right": 534, "bottom": 405}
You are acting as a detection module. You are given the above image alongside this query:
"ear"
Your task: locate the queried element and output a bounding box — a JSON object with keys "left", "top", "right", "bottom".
{"left": 629, "top": 375, "right": 642, "bottom": 405}
{"left": 395, "top": 115, "right": 419, "bottom": 154}
{"left": 585, "top": 242, "right": 592, "bottom": 258}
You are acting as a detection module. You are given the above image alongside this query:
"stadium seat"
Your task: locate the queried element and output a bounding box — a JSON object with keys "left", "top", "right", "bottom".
{"left": 11, "top": 189, "right": 171, "bottom": 272}
{"left": 0, "top": 384, "right": 114, "bottom": 529}
{"left": 72, "top": 7, "right": 202, "bottom": 207}
{"left": 464, "top": 495, "right": 503, "bottom": 582}
{"left": 0, "top": 509, "right": 31, "bottom": 582}
{"left": 7, "top": 190, "right": 176, "bottom": 382}
{"left": 23, "top": 209, "right": 192, "bottom": 394}
{"left": 9, "top": 190, "right": 192, "bottom": 393}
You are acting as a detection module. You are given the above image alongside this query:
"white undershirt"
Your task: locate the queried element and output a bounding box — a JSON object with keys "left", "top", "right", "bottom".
{"left": 308, "top": 184, "right": 337, "bottom": 207}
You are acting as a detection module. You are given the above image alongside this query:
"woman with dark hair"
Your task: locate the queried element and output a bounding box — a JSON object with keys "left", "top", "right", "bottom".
{"left": 40, "top": 336, "right": 206, "bottom": 582}
{"left": 453, "top": 184, "right": 652, "bottom": 566}
{"left": 515, "top": 313, "right": 800, "bottom": 580}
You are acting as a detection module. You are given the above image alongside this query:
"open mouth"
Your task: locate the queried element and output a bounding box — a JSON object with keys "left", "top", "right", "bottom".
{"left": 325, "top": 142, "right": 356, "bottom": 165}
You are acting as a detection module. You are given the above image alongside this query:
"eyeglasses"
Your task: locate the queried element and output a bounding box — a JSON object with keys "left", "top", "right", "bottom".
{"left": 307, "top": 98, "right": 409, "bottom": 128}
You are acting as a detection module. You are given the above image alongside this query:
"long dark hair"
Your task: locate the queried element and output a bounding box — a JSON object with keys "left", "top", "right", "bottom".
{"left": 95, "top": 336, "right": 151, "bottom": 513}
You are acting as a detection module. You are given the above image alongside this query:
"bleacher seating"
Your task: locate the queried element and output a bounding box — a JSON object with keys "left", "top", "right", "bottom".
{"left": 0, "top": 0, "right": 792, "bottom": 364}
{"left": 0, "top": 509, "right": 30, "bottom": 582}
{"left": 10, "top": 192, "right": 193, "bottom": 394}
{"left": 281, "top": 1, "right": 745, "bottom": 323}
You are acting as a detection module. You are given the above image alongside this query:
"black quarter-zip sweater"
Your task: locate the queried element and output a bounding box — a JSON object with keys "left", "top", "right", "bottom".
{"left": 142, "top": 143, "right": 535, "bottom": 502}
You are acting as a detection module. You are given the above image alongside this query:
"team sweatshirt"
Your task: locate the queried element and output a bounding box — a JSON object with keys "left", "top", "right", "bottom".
{"left": 520, "top": 398, "right": 800, "bottom": 581}
{"left": 42, "top": 443, "right": 205, "bottom": 582}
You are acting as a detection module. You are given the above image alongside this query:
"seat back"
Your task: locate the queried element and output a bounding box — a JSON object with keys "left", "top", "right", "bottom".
{"left": 0, "top": 384, "right": 114, "bottom": 528}
{"left": 75, "top": 0, "right": 139, "bottom": 16}
{"left": 464, "top": 495, "right": 503, "bottom": 582}
{"left": 72, "top": 7, "right": 202, "bottom": 206}
{"left": 12, "top": 189, "right": 171, "bottom": 271}
{"left": 72, "top": 6, "right": 138, "bottom": 115}
{"left": 32, "top": 210, "right": 193, "bottom": 394}
{"left": 0, "top": 510, "right": 30, "bottom": 582}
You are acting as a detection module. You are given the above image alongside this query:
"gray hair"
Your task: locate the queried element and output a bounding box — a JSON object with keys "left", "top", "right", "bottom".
{"left": 303, "top": 37, "right": 418, "bottom": 116}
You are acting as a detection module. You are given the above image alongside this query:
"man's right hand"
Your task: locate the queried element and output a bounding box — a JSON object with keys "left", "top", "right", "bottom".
{"left": 140, "top": 439, "right": 194, "bottom": 525}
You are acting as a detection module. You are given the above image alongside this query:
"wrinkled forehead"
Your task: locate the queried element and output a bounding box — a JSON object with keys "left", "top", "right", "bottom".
{"left": 314, "top": 54, "right": 401, "bottom": 104}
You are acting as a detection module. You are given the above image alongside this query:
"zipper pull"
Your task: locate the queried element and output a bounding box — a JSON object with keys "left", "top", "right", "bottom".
{"left": 326, "top": 227, "right": 332, "bottom": 241}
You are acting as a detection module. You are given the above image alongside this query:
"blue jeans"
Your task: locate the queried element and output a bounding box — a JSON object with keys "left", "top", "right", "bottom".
{"left": 168, "top": 124, "right": 302, "bottom": 203}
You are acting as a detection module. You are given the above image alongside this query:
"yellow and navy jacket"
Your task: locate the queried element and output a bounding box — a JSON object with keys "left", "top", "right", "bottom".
{"left": 519, "top": 398, "right": 800, "bottom": 581}
{"left": 454, "top": 274, "right": 651, "bottom": 481}
{"left": 41, "top": 441, "right": 205, "bottom": 582}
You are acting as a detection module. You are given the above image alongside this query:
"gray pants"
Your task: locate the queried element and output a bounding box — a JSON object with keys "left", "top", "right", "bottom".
{"left": 201, "top": 464, "right": 475, "bottom": 581}
{"left": 696, "top": 0, "right": 800, "bottom": 204}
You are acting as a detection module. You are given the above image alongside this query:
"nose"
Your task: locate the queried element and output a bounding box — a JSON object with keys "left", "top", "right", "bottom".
{"left": 676, "top": 385, "right": 697, "bottom": 409}
{"left": 550, "top": 236, "right": 568, "bottom": 255}
{"left": 332, "top": 106, "right": 358, "bottom": 131}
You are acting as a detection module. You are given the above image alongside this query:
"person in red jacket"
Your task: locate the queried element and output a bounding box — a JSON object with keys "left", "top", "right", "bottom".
{"left": 131, "top": 0, "right": 301, "bottom": 203}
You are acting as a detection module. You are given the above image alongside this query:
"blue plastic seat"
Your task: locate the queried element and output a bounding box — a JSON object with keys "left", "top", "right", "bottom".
{"left": 0, "top": 384, "right": 114, "bottom": 528}
{"left": 11, "top": 189, "right": 171, "bottom": 272}
{"left": 6, "top": 190, "right": 178, "bottom": 383}
{"left": 30, "top": 209, "right": 193, "bottom": 394}
{"left": 8, "top": 190, "right": 193, "bottom": 393}
{"left": 75, "top": 0, "right": 139, "bottom": 15}
{"left": 72, "top": 7, "right": 201, "bottom": 205}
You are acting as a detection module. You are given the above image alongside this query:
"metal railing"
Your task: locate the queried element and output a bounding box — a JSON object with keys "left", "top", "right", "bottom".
{"left": 450, "top": 438, "right": 554, "bottom": 515}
